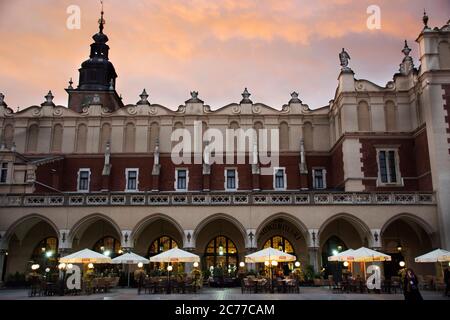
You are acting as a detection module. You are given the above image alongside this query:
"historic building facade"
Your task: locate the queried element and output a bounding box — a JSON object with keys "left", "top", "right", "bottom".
{"left": 1, "top": 13, "right": 450, "bottom": 281}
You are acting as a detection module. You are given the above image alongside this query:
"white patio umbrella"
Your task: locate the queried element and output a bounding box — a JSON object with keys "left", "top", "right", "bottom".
{"left": 415, "top": 248, "right": 450, "bottom": 263}
{"left": 346, "top": 247, "right": 392, "bottom": 262}
{"left": 112, "top": 252, "right": 149, "bottom": 287}
{"left": 344, "top": 247, "right": 391, "bottom": 279}
{"left": 327, "top": 249, "right": 355, "bottom": 262}
{"left": 245, "top": 247, "right": 296, "bottom": 293}
{"left": 59, "top": 248, "right": 112, "bottom": 264}
{"left": 415, "top": 248, "right": 450, "bottom": 277}
{"left": 244, "top": 247, "right": 296, "bottom": 263}
{"left": 149, "top": 247, "right": 200, "bottom": 263}
{"left": 149, "top": 248, "right": 200, "bottom": 294}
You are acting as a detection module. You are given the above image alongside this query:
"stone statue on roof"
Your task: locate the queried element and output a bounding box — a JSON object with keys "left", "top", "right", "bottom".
{"left": 339, "top": 48, "right": 351, "bottom": 71}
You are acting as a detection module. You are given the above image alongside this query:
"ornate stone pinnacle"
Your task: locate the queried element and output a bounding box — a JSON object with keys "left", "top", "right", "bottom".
{"left": 402, "top": 40, "right": 411, "bottom": 56}
{"left": 41, "top": 90, "right": 55, "bottom": 106}
{"left": 137, "top": 88, "right": 150, "bottom": 105}
{"left": 45, "top": 90, "right": 54, "bottom": 102}
{"left": 289, "top": 91, "right": 302, "bottom": 104}
{"left": 240, "top": 88, "right": 252, "bottom": 104}
{"left": 68, "top": 78, "right": 73, "bottom": 89}
{"left": 140, "top": 89, "right": 149, "bottom": 100}
{"left": 185, "top": 91, "right": 203, "bottom": 103}
{"left": 242, "top": 88, "right": 250, "bottom": 99}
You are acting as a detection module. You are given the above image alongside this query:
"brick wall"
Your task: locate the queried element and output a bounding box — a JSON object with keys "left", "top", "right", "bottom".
{"left": 359, "top": 129, "right": 432, "bottom": 191}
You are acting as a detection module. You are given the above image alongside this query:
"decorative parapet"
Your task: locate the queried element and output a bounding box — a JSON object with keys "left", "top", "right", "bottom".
{"left": 0, "top": 191, "right": 436, "bottom": 207}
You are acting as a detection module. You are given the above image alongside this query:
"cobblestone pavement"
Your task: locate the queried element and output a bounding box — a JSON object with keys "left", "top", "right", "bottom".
{"left": 0, "top": 287, "right": 448, "bottom": 300}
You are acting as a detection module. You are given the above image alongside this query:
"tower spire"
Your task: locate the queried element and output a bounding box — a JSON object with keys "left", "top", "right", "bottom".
{"left": 99, "top": 0, "right": 105, "bottom": 34}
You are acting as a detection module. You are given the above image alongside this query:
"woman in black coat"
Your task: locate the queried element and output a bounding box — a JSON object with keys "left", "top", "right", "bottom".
{"left": 403, "top": 268, "right": 423, "bottom": 301}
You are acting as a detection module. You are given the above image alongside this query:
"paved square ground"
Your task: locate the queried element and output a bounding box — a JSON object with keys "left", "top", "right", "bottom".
{"left": 0, "top": 287, "right": 448, "bottom": 300}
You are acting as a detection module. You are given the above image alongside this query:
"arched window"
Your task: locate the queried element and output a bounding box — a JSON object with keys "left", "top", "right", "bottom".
{"left": 357, "top": 101, "right": 371, "bottom": 131}
{"left": 75, "top": 124, "right": 87, "bottom": 153}
{"left": 51, "top": 124, "right": 63, "bottom": 152}
{"left": 263, "top": 236, "right": 295, "bottom": 254}
{"left": 229, "top": 121, "right": 239, "bottom": 130}
{"left": 303, "top": 122, "right": 313, "bottom": 151}
{"left": 93, "top": 236, "right": 121, "bottom": 258}
{"left": 384, "top": 101, "right": 397, "bottom": 131}
{"left": 123, "top": 122, "right": 135, "bottom": 152}
{"left": 30, "top": 237, "right": 58, "bottom": 267}
{"left": 148, "top": 236, "right": 178, "bottom": 257}
{"left": 99, "top": 123, "right": 111, "bottom": 153}
{"left": 204, "top": 235, "right": 238, "bottom": 272}
{"left": 148, "top": 122, "right": 159, "bottom": 152}
{"left": 26, "top": 124, "right": 39, "bottom": 153}
{"left": 2, "top": 124, "right": 14, "bottom": 148}
{"left": 279, "top": 122, "right": 289, "bottom": 151}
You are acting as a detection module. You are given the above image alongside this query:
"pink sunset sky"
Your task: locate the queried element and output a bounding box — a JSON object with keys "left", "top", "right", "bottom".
{"left": 0, "top": 0, "right": 449, "bottom": 110}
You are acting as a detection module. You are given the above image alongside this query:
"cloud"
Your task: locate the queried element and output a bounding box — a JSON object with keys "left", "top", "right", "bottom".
{"left": 0, "top": 0, "right": 449, "bottom": 110}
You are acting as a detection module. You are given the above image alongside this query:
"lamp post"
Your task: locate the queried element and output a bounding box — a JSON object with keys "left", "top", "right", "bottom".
{"left": 167, "top": 264, "right": 173, "bottom": 294}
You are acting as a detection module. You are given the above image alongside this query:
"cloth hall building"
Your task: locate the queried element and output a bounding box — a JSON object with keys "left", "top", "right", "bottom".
{"left": 1, "top": 13, "right": 450, "bottom": 282}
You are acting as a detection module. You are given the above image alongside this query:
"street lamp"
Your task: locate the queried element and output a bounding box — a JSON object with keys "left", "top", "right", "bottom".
{"left": 193, "top": 262, "right": 199, "bottom": 268}
{"left": 294, "top": 261, "right": 301, "bottom": 268}
{"left": 239, "top": 262, "right": 245, "bottom": 268}
{"left": 399, "top": 261, "right": 406, "bottom": 267}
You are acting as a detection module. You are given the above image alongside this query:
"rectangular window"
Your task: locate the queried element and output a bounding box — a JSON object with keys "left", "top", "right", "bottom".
{"left": 125, "top": 169, "right": 139, "bottom": 191}
{"left": 77, "top": 169, "right": 90, "bottom": 191}
{"left": 176, "top": 169, "right": 187, "bottom": 190}
{"left": 313, "top": 169, "right": 325, "bottom": 189}
{"left": 274, "top": 168, "right": 286, "bottom": 190}
{"left": 0, "top": 163, "right": 8, "bottom": 183}
{"left": 225, "top": 169, "right": 237, "bottom": 190}
{"left": 378, "top": 149, "right": 399, "bottom": 184}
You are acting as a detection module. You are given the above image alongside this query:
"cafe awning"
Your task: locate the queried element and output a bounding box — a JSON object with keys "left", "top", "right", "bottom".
{"left": 112, "top": 252, "right": 149, "bottom": 264}
{"left": 245, "top": 247, "right": 296, "bottom": 263}
{"left": 59, "top": 248, "right": 112, "bottom": 264}
{"left": 415, "top": 248, "right": 450, "bottom": 263}
{"left": 149, "top": 247, "right": 200, "bottom": 263}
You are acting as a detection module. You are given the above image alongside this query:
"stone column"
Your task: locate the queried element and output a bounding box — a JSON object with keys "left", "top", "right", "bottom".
{"left": 370, "top": 229, "right": 382, "bottom": 249}
{"left": 121, "top": 230, "right": 133, "bottom": 250}
{"left": 307, "top": 229, "right": 320, "bottom": 272}
{"left": 58, "top": 229, "right": 72, "bottom": 256}
{"left": 245, "top": 229, "right": 257, "bottom": 271}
